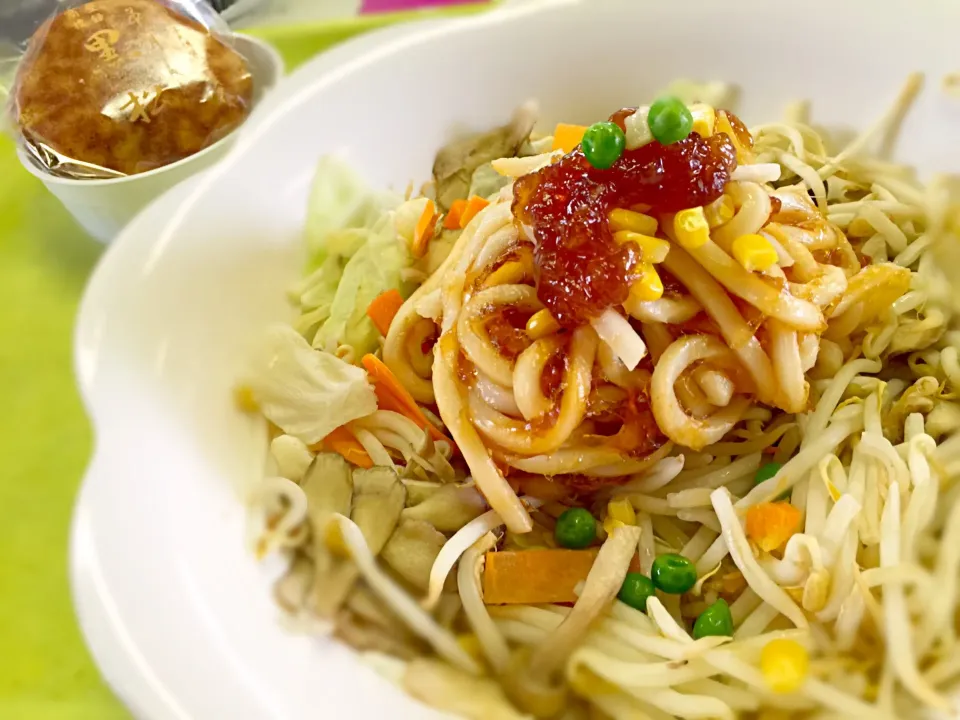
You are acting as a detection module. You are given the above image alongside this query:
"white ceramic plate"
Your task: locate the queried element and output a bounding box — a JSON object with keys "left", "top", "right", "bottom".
{"left": 72, "top": 1, "right": 960, "bottom": 718}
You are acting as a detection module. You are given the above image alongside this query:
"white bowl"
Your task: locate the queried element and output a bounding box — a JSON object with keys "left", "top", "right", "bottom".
{"left": 16, "top": 34, "right": 283, "bottom": 243}
{"left": 72, "top": 0, "right": 960, "bottom": 718}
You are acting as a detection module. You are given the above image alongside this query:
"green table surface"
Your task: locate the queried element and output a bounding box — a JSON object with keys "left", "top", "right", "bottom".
{"left": 0, "top": 5, "right": 486, "bottom": 718}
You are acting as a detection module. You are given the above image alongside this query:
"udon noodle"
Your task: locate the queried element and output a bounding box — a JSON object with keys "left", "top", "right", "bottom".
{"left": 242, "top": 75, "right": 960, "bottom": 719}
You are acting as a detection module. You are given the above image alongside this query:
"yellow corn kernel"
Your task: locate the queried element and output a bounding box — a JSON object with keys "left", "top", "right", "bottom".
{"left": 608, "top": 208, "right": 659, "bottom": 236}
{"left": 325, "top": 521, "right": 351, "bottom": 559}
{"left": 703, "top": 195, "right": 735, "bottom": 228}
{"left": 613, "top": 231, "right": 670, "bottom": 263}
{"left": 234, "top": 384, "right": 259, "bottom": 413}
{"left": 607, "top": 497, "right": 637, "bottom": 526}
{"left": 526, "top": 309, "right": 560, "bottom": 339}
{"left": 602, "top": 517, "right": 626, "bottom": 537}
{"left": 482, "top": 260, "right": 527, "bottom": 288}
{"left": 673, "top": 207, "right": 710, "bottom": 249}
{"left": 690, "top": 103, "right": 716, "bottom": 137}
{"left": 732, "top": 233, "right": 779, "bottom": 272}
{"left": 847, "top": 217, "right": 874, "bottom": 238}
{"left": 760, "top": 639, "right": 809, "bottom": 694}
{"left": 456, "top": 633, "right": 485, "bottom": 663}
{"left": 630, "top": 264, "right": 664, "bottom": 302}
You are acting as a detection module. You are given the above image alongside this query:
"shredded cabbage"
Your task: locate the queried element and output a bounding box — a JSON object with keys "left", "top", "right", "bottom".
{"left": 296, "top": 156, "right": 424, "bottom": 356}
{"left": 247, "top": 326, "right": 377, "bottom": 444}
{"left": 310, "top": 199, "right": 425, "bottom": 357}
{"left": 304, "top": 155, "right": 400, "bottom": 269}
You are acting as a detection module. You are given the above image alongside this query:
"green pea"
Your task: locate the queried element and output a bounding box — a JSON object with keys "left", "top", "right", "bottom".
{"left": 618, "top": 572, "right": 657, "bottom": 612}
{"left": 651, "top": 553, "right": 697, "bottom": 594}
{"left": 754, "top": 461, "right": 782, "bottom": 485}
{"left": 693, "top": 598, "right": 734, "bottom": 639}
{"left": 755, "top": 461, "right": 790, "bottom": 500}
{"left": 582, "top": 121, "right": 626, "bottom": 170}
{"left": 647, "top": 96, "right": 694, "bottom": 145}
{"left": 554, "top": 508, "right": 597, "bottom": 549}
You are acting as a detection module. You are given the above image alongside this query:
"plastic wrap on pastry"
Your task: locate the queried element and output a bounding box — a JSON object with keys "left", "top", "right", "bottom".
{"left": 9, "top": 0, "right": 253, "bottom": 178}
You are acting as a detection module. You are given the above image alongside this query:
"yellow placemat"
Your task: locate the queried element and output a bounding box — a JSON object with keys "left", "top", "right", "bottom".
{"left": 0, "top": 4, "right": 488, "bottom": 717}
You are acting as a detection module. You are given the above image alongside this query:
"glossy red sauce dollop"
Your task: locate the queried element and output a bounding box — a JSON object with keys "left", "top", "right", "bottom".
{"left": 513, "top": 109, "right": 740, "bottom": 328}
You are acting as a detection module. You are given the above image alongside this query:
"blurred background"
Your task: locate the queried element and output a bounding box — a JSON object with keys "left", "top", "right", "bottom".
{"left": 0, "top": 0, "right": 479, "bottom": 38}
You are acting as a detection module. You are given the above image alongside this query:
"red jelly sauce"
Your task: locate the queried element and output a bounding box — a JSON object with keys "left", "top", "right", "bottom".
{"left": 513, "top": 110, "right": 739, "bottom": 328}
{"left": 485, "top": 305, "right": 534, "bottom": 360}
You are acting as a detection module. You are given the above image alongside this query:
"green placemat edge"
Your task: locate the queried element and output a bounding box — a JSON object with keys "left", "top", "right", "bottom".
{"left": 244, "top": 2, "right": 491, "bottom": 71}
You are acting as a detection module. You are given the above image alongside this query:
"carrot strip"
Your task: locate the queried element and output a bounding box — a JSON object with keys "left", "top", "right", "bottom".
{"left": 458, "top": 196, "right": 490, "bottom": 229}
{"left": 412, "top": 199, "right": 437, "bottom": 258}
{"left": 443, "top": 199, "right": 468, "bottom": 230}
{"left": 315, "top": 426, "right": 373, "bottom": 469}
{"left": 482, "top": 549, "right": 641, "bottom": 605}
{"left": 551, "top": 123, "right": 587, "bottom": 154}
{"left": 366, "top": 288, "right": 405, "bottom": 337}
{"left": 361, "top": 354, "right": 452, "bottom": 448}
{"left": 745, "top": 502, "right": 802, "bottom": 553}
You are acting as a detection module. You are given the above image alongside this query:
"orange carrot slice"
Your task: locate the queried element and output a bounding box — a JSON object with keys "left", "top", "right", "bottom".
{"left": 745, "top": 502, "right": 802, "bottom": 553}
{"left": 412, "top": 199, "right": 437, "bottom": 258}
{"left": 443, "top": 199, "right": 468, "bottom": 230}
{"left": 315, "top": 426, "right": 373, "bottom": 469}
{"left": 551, "top": 123, "right": 587, "bottom": 154}
{"left": 366, "top": 289, "right": 405, "bottom": 337}
{"left": 459, "top": 196, "right": 490, "bottom": 229}
{"left": 361, "top": 354, "right": 453, "bottom": 448}
{"left": 483, "top": 549, "right": 641, "bottom": 605}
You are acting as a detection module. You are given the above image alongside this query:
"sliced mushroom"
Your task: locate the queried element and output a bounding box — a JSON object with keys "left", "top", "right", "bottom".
{"left": 402, "top": 479, "right": 446, "bottom": 507}
{"left": 432, "top": 104, "right": 537, "bottom": 211}
{"left": 273, "top": 555, "right": 314, "bottom": 614}
{"left": 334, "top": 609, "right": 424, "bottom": 661}
{"left": 401, "top": 484, "right": 487, "bottom": 533}
{"left": 352, "top": 467, "right": 408, "bottom": 551}
{"left": 381, "top": 518, "right": 448, "bottom": 591}
{"left": 467, "top": 162, "right": 512, "bottom": 202}
{"left": 302, "top": 453, "right": 354, "bottom": 611}
{"left": 348, "top": 583, "right": 403, "bottom": 630}
{"left": 347, "top": 583, "right": 425, "bottom": 654}
{"left": 312, "top": 466, "right": 406, "bottom": 618}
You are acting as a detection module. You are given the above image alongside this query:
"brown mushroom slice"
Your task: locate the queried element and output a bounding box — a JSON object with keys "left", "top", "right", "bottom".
{"left": 346, "top": 584, "right": 427, "bottom": 656}
{"left": 312, "top": 466, "right": 406, "bottom": 617}
{"left": 334, "top": 609, "right": 424, "bottom": 661}
{"left": 348, "top": 583, "right": 407, "bottom": 632}
{"left": 432, "top": 104, "right": 537, "bottom": 211}
{"left": 352, "top": 467, "right": 408, "bottom": 551}
{"left": 302, "top": 453, "right": 354, "bottom": 611}
{"left": 401, "top": 484, "right": 487, "bottom": 533}
{"left": 273, "top": 555, "right": 314, "bottom": 614}
{"left": 402, "top": 479, "right": 446, "bottom": 507}
{"left": 467, "top": 162, "right": 512, "bottom": 202}
{"left": 381, "top": 518, "right": 448, "bottom": 591}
